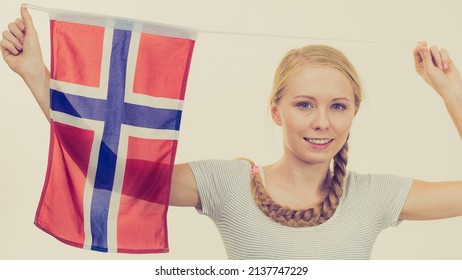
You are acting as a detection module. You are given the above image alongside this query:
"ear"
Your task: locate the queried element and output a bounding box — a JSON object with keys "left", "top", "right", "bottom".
{"left": 270, "top": 101, "right": 282, "bottom": 126}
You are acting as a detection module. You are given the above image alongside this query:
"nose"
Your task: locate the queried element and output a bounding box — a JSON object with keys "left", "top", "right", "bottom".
{"left": 311, "top": 109, "right": 330, "bottom": 131}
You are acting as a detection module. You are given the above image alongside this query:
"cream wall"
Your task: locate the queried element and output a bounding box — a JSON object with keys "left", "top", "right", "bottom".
{"left": 0, "top": 0, "right": 461, "bottom": 259}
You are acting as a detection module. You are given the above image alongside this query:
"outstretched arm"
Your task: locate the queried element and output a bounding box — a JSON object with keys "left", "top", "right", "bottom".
{"left": 399, "top": 42, "right": 462, "bottom": 220}
{"left": 170, "top": 163, "right": 200, "bottom": 207}
{"left": 1, "top": 5, "right": 50, "bottom": 121}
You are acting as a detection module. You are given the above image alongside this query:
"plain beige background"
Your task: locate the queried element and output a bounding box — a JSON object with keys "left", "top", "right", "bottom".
{"left": 0, "top": 0, "right": 461, "bottom": 259}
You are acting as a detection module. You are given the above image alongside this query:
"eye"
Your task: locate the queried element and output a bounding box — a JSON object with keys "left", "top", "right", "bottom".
{"left": 331, "top": 103, "right": 347, "bottom": 111}
{"left": 297, "top": 102, "right": 314, "bottom": 110}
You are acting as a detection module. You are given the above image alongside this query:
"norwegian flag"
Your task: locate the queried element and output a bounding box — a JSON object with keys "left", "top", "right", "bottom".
{"left": 34, "top": 10, "right": 196, "bottom": 253}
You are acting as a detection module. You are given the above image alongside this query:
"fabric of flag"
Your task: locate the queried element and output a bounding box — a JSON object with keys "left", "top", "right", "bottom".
{"left": 34, "top": 9, "right": 197, "bottom": 253}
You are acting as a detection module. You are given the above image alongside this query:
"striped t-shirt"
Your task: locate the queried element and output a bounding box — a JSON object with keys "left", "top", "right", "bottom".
{"left": 188, "top": 159, "right": 413, "bottom": 260}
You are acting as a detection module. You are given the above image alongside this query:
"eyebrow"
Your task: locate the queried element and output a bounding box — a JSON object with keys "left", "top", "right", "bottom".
{"left": 293, "top": 95, "right": 352, "bottom": 102}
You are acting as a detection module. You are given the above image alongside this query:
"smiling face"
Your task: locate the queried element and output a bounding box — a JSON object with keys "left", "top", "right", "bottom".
{"left": 271, "top": 63, "right": 356, "bottom": 165}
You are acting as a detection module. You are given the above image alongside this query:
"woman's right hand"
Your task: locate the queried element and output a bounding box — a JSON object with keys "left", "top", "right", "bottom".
{"left": 1, "top": 5, "right": 50, "bottom": 121}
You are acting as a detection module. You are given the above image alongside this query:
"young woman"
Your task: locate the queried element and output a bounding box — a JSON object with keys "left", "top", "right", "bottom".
{"left": 2, "top": 6, "right": 462, "bottom": 259}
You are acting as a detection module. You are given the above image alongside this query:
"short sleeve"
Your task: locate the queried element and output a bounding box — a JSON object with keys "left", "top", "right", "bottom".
{"left": 363, "top": 174, "right": 414, "bottom": 228}
{"left": 188, "top": 159, "right": 251, "bottom": 223}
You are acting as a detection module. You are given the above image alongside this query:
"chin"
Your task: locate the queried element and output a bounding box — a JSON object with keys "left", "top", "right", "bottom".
{"left": 296, "top": 153, "right": 334, "bottom": 166}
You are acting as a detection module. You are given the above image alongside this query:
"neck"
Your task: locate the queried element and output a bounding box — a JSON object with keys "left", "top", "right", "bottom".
{"left": 266, "top": 154, "right": 331, "bottom": 194}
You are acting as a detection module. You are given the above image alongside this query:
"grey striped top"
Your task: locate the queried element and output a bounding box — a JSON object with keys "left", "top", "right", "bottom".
{"left": 188, "top": 159, "right": 413, "bottom": 260}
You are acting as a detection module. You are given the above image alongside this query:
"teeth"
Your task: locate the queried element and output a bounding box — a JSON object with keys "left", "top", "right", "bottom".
{"left": 305, "top": 138, "right": 332, "bottom": 145}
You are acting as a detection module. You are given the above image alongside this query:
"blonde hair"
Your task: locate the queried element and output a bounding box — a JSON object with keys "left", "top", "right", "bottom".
{"left": 271, "top": 45, "right": 363, "bottom": 110}
{"left": 249, "top": 45, "right": 363, "bottom": 227}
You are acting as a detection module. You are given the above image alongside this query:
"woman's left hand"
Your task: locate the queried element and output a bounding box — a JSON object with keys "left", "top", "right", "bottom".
{"left": 413, "top": 42, "right": 462, "bottom": 100}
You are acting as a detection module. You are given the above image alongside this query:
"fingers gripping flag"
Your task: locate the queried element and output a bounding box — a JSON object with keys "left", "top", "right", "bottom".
{"left": 34, "top": 9, "right": 197, "bottom": 253}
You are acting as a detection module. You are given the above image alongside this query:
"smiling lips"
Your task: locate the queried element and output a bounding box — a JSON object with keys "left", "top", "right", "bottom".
{"left": 303, "top": 138, "right": 334, "bottom": 150}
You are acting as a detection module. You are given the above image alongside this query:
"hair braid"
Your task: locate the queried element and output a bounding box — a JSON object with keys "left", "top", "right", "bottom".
{"left": 247, "top": 142, "right": 349, "bottom": 227}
